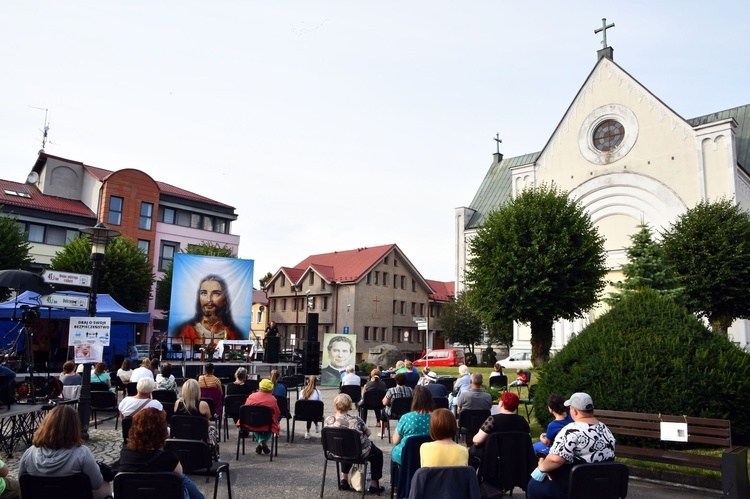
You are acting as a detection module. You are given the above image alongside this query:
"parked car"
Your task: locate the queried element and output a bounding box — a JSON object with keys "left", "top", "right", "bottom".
{"left": 497, "top": 351, "right": 532, "bottom": 370}
{"left": 412, "top": 348, "right": 466, "bottom": 367}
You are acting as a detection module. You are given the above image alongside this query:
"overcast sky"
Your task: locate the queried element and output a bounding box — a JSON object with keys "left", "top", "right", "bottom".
{"left": 2, "top": 1, "right": 748, "bottom": 288}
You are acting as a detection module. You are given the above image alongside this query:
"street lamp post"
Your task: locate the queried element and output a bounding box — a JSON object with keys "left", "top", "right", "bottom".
{"left": 78, "top": 222, "right": 120, "bottom": 440}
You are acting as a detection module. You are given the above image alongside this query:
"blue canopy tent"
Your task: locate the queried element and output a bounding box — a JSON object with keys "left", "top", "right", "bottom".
{"left": 0, "top": 291, "right": 151, "bottom": 368}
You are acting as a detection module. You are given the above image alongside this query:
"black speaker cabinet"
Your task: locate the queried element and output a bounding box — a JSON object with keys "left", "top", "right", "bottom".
{"left": 302, "top": 340, "right": 320, "bottom": 375}
{"left": 265, "top": 336, "right": 280, "bottom": 364}
{"left": 307, "top": 313, "right": 319, "bottom": 342}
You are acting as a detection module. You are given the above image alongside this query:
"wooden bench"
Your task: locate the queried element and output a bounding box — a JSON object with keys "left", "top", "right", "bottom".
{"left": 596, "top": 409, "right": 749, "bottom": 499}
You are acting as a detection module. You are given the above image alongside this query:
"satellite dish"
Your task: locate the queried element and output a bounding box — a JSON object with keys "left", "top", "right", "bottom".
{"left": 26, "top": 172, "right": 39, "bottom": 184}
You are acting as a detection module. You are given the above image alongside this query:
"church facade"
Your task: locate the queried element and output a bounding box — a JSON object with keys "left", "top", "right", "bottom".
{"left": 455, "top": 47, "right": 750, "bottom": 352}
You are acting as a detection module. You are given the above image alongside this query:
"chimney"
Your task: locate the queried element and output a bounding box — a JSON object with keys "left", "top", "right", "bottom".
{"left": 493, "top": 152, "right": 503, "bottom": 163}
{"left": 597, "top": 46, "right": 614, "bottom": 61}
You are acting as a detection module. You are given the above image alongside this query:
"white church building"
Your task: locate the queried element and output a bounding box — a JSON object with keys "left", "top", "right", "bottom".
{"left": 455, "top": 44, "right": 750, "bottom": 353}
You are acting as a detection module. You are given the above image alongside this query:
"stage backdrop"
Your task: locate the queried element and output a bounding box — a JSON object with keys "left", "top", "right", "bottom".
{"left": 320, "top": 333, "right": 357, "bottom": 386}
{"left": 168, "top": 254, "right": 254, "bottom": 341}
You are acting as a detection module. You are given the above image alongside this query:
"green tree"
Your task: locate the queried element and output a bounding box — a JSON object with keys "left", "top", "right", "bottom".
{"left": 437, "top": 292, "right": 484, "bottom": 354}
{"left": 51, "top": 236, "right": 154, "bottom": 312}
{"left": 605, "top": 222, "right": 682, "bottom": 305}
{"left": 258, "top": 271, "right": 273, "bottom": 289}
{"left": 465, "top": 184, "right": 608, "bottom": 366}
{"left": 661, "top": 199, "right": 750, "bottom": 335}
{"left": 155, "top": 242, "right": 237, "bottom": 318}
{"left": 0, "top": 211, "right": 34, "bottom": 302}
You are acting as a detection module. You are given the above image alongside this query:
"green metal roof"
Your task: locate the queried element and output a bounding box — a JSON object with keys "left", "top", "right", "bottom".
{"left": 465, "top": 152, "right": 540, "bottom": 229}
{"left": 686, "top": 103, "right": 750, "bottom": 176}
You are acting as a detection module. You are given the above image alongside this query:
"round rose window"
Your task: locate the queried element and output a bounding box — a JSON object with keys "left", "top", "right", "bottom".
{"left": 593, "top": 119, "right": 625, "bottom": 152}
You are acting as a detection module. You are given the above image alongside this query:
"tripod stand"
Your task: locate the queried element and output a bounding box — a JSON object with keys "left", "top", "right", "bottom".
{"left": 4, "top": 319, "right": 40, "bottom": 404}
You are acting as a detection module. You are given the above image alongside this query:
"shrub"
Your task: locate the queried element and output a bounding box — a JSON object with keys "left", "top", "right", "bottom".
{"left": 358, "top": 361, "right": 376, "bottom": 374}
{"left": 534, "top": 289, "right": 750, "bottom": 445}
{"left": 465, "top": 352, "right": 478, "bottom": 366}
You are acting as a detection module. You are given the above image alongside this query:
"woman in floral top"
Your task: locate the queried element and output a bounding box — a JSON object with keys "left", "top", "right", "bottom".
{"left": 155, "top": 363, "right": 177, "bottom": 392}
{"left": 324, "top": 393, "right": 385, "bottom": 494}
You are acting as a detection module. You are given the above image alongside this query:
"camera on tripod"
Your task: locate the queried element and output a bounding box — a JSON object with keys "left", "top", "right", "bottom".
{"left": 20, "top": 305, "right": 39, "bottom": 324}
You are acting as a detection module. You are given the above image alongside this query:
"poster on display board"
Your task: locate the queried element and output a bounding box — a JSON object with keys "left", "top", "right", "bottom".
{"left": 321, "top": 333, "right": 357, "bottom": 386}
{"left": 168, "top": 254, "right": 254, "bottom": 343}
{"left": 75, "top": 343, "right": 103, "bottom": 364}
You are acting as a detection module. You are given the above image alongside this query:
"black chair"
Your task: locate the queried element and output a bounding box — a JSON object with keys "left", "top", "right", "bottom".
{"left": 513, "top": 371, "right": 532, "bottom": 395}
{"left": 91, "top": 390, "right": 119, "bottom": 429}
{"left": 113, "top": 471, "right": 184, "bottom": 499}
{"left": 223, "top": 394, "right": 247, "bottom": 440}
{"left": 489, "top": 375, "right": 508, "bottom": 391}
{"left": 275, "top": 394, "right": 291, "bottom": 442}
{"left": 384, "top": 396, "right": 413, "bottom": 443}
{"left": 170, "top": 414, "right": 209, "bottom": 442}
{"left": 165, "top": 438, "right": 233, "bottom": 499}
{"left": 152, "top": 389, "right": 177, "bottom": 421}
{"left": 408, "top": 466, "right": 480, "bottom": 499}
{"left": 90, "top": 381, "right": 109, "bottom": 392}
{"left": 244, "top": 379, "right": 260, "bottom": 393}
{"left": 519, "top": 385, "right": 536, "bottom": 421}
{"left": 383, "top": 377, "right": 397, "bottom": 389}
{"left": 436, "top": 376, "right": 455, "bottom": 394}
{"left": 476, "top": 431, "right": 536, "bottom": 495}
{"left": 359, "top": 389, "right": 386, "bottom": 425}
{"left": 291, "top": 399, "right": 324, "bottom": 443}
{"left": 279, "top": 376, "right": 299, "bottom": 401}
{"left": 339, "top": 384, "right": 362, "bottom": 404}
{"left": 122, "top": 416, "right": 133, "bottom": 445}
{"left": 126, "top": 381, "right": 138, "bottom": 396}
{"left": 19, "top": 473, "right": 94, "bottom": 499}
{"left": 113, "top": 376, "right": 128, "bottom": 400}
{"left": 433, "top": 397, "right": 449, "bottom": 410}
{"left": 201, "top": 396, "right": 222, "bottom": 439}
{"left": 237, "top": 404, "right": 279, "bottom": 461}
{"left": 455, "top": 409, "right": 491, "bottom": 444}
{"left": 567, "top": 462, "right": 629, "bottom": 499}
{"left": 390, "top": 434, "right": 431, "bottom": 499}
{"left": 320, "top": 427, "right": 369, "bottom": 499}
{"left": 225, "top": 382, "right": 254, "bottom": 397}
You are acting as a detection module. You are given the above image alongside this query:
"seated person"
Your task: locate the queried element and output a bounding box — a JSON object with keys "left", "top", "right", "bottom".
{"left": 130, "top": 359, "right": 154, "bottom": 383}
{"left": 119, "top": 408, "right": 204, "bottom": 499}
{"left": 423, "top": 371, "right": 448, "bottom": 398}
{"left": 360, "top": 369, "right": 386, "bottom": 425}
{"left": 403, "top": 360, "right": 419, "bottom": 385}
{"left": 456, "top": 373, "right": 492, "bottom": 414}
{"left": 119, "top": 378, "right": 163, "bottom": 419}
{"left": 489, "top": 363, "right": 504, "bottom": 378}
{"left": 469, "top": 391, "right": 530, "bottom": 464}
{"left": 340, "top": 365, "right": 361, "bottom": 386}
{"left": 533, "top": 394, "right": 573, "bottom": 456}
{"left": 391, "top": 386, "right": 434, "bottom": 466}
{"left": 59, "top": 361, "right": 81, "bottom": 386}
{"left": 197, "top": 362, "right": 222, "bottom": 389}
{"left": 420, "top": 408, "right": 469, "bottom": 467}
{"left": 155, "top": 363, "right": 177, "bottom": 392}
{"left": 381, "top": 373, "right": 413, "bottom": 436}
{"left": 225, "top": 367, "right": 254, "bottom": 396}
{"left": 117, "top": 359, "right": 133, "bottom": 384}
{"left": 509, "top": 369, "right": 528, "bottom": 387}
{"left": 448, "top": 365, "right": 471, "bottom": 414}
{"left": 238, "top": 379, "right": 280, "bottom": 455}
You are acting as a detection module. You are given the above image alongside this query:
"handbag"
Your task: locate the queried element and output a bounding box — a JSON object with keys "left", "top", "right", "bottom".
{"left": 349, "top": 465, "right": 365, "bottom": 492}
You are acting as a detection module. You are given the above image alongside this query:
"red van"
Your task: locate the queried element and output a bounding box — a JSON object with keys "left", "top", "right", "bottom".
{"left": 412, "top": 348, "right": 466, "bottom": 367}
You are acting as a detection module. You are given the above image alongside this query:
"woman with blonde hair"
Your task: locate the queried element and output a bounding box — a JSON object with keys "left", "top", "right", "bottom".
{"left": 174, "top": 378, "right": 220, "bottom": 460}
{"left": 299, "top": 375, "right": 322, "bottom": 440}
{"left": 19, "top": 405, "right": 111, "bottom": 499}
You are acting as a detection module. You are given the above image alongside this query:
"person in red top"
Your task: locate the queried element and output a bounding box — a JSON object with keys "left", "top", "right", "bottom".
{"left": 238, "top": 378, "right": 280, "bottom": 454}
{"left": 509, "top": 369, "right": 528, "bottom": 387}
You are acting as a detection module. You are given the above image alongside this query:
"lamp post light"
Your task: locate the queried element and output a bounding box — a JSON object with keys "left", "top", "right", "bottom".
{"left": 77, "top": 222, "right": 120, "bottom": 440}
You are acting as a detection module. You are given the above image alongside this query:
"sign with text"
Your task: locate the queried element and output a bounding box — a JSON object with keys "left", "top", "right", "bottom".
{"left": 40, "top": 293, "right": 88, "bottom": 310}
{"left": 43, "top": 270, "right": 92, "bottom": 288}
{"left": 69, "top": 317, "right": 111, "bottom": 346}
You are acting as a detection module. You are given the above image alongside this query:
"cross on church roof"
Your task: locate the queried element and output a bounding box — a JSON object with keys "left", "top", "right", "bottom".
{"left": 594, "top": 18, "right": 615, "bottom": 48}
{"left": 494, "top": 133, "right": 502, "bottom": 154}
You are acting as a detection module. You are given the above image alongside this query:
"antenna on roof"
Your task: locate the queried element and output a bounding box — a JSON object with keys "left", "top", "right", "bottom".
{"left": 29, "top": 106, "right": 51, "bottom": 151}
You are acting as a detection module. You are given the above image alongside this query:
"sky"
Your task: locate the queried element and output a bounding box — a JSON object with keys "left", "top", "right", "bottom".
{"left": 2, "top": 1, "right": 748, "bottom": 288}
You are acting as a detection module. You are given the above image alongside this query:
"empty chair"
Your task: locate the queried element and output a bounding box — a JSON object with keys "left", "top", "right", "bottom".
{"left": 126, "top": 382, "right": 138, "bottom": 396}
{"left": 112, "top": 376, "right": 128, "bottom": 400}
{"left": 489, "top": 375, "right": 508, "bottom": 392}
{"left": 62, "top": 384, "right": 81, "bottom": 402}
{"left": 383, "top": 396, "right": 413, "bottom": 443}
{"left": 237, "top": 404, "right": 279, "bottom": 461}
{"left": 455, "top": 409, "right": 491, "bottom": 444}
{"left": 476, "top": 431, "right": 536, "bottom": 495}
{"left": 113, "top": 472, "right": 184, "bottom": 499}
{"left": 435, "top": 376, "right": 455, "bottom": 394}
{"left": 170, "top": 415, "right": 209, "bottom": 442}
{"left": 91, "top": 390, "right": 119, "bottom": 429}
{"left": 278, "top": 376, "right": 299, "bottom": 401}
{"left": 320, "top": 427, "right": 369, "bottom": 499}
{"left": 383, "top": 377, "right": 397, "bottom": 389}
{"left": 291, "top": 399, "right": 324, "bottom": 443}
{"left": 408, "top": 466, "right": 480, "bottom": 499}
{"left": 20, "top": 473, "right": 94, "bottom": 499}
{"left": 223, "top": 394, "right": 247, "bottom": 441}
{"left": 433, "top": 397, "right": 449, "bottom": 410}
{"left": 165, "top": 438, "right": 232, "bottom": 499}
{"left": 152, "top": 389, "right": 177, "bottom": 421}
{"left": 121, "top": 416, "right": 133, "bottom": 445}
{"left": 339, "top": 384, "right": 362, "bottom": 405}
{"left": 201, "top": 396, "right": 222, "bottom": 439}
{"left": 566, "top": 462, "right": 629, "bottom": 499}
{"left": 274, "top": 394, "right": 292, "bottom": 442}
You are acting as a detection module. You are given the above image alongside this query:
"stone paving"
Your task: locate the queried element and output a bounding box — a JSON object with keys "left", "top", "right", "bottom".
{"left": 2, "top": 386, "right": 722, "bottom": 498}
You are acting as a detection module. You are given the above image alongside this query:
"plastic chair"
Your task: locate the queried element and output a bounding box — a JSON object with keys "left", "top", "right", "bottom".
{"left": 90, "top": 381, "right": 109, "bottom": 392}
{"left": 408, "top": 466, "right": 480, "bottom": 499}
{"left": 279, "top": 376, "right": 299, "bottom": 401}
{"left": 165, "top": 438, "right": 233, "bottom": 499}
{"left": 433, "top": 397, "right": 449, "bottom": 410}
{"left": 200, "top": 386, "right": 224, "bottom": 420}
{"left": 201, "top": 396, "right": 222, "bottom": 439}
{"left": 384, "top": 396, "right": 413, "bottom": 443}
{"left": 455, "top": 409, "right": 491, "bottom": 444}
{"left": 91, "top": 390, "right": 119, "bottom": 429}
{"left": 383, "top": 377, "right": 397, "bottom": 389}
{"left": 489, "top": 375, "right": 508, "bottom": 391}
{"left": 113, "top": 471, "right": 184, "bottom": 499}
{"left": 320, "top": 427, "right": 369, "bottom": 499}
{"left": 513, "top": 371, "right": 532, "bottom": 395}
{"left": 519, "top": 385, "right": 536, "bottom": 421}
{"left": 126, "top": 381, "right": 138, "bottom": 396}
{"left": 339, "top": 384, "right": 362, "bottom": 404}
{"left": 435, "top": 376, "right": 455, "bottom": 394}
{"left": 567, "top": 462, "right": 629, "bottom": 499}
{"left": 237, "top": 404, "right": 279, "bottom": 461}
{"left": 112, "top": 376, "right": 128, "bottom": 400}
{"left": 275, "top": 394, "right": 291, "bottom": 442}
{"left": 477, "top": 431, "right": 536, "bottom": 494}
{"left": 225, "top": 382, "right": 254, "bottom": 397}
{"left": 122, "top": 416, "right": 133, "bottom": 445}
{"left": 19, "top": 473, "right": 94, "bottom": 499}
{"left": 390, "top": 434, "right": 431, "bottom": 499}
{"left": 291, "top": 399, "right": 324, "bottom": 443}
{"left": 223, "top": 394, "right": 247, "bottom": 440}
{"left": 359, "top": 389, "right": 386, "bottom": 424}
{"left": 170, "top": 414, "right": 209, "bottom": 442}
{"left": 152, "top": 389, "right": 177, "bottom": 421}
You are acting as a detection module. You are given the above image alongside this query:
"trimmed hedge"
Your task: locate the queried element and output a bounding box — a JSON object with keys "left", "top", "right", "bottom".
{"left": 534, "top": 289, "right": 750, "bottom": 445}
